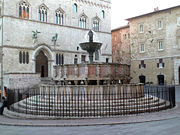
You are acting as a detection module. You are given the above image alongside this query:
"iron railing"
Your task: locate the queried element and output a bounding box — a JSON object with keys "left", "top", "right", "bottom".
{"left": 6, "top": 85, "right": 175, "bottom": 118}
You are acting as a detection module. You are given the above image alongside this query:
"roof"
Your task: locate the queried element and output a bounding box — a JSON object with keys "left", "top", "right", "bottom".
{"left": 111, "top": 25, "right": 129, "bottom": 32}
{"left": 126, "top": 5, "right": 180, "bottom": 21}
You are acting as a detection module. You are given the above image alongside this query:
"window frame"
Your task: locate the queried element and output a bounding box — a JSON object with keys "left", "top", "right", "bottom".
{"left": 158, "top": 41, "right": 163, "bottom": 51}
{"left": 177, "top": 17, "right": 180, "bottom": 26}
{"left": 38, "top": 4, "right": 48, "bottom": 22}
{"left": 139, "top": 24, "right": 144, "bottom": 33}
{"left": 158, "top": 20, "right": 162, "bottom": 29}
{"left": 140, "top": 44, "right": 145, "bottom": 53}
{"left": 79, "top": 15, "right": 87, "bottom": 29}
{"left": 73, "top": 3, "right": 77, "bottom": 13}
{"left": 19, "top": 1, "right": 30, "bottom": 19}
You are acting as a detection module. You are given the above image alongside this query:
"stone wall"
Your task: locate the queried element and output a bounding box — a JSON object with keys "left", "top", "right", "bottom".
{"left": 0, "top": 0, "right": 112, "bottom": 85}
{"left": 130, "top": 57, "right": 174, "bottom": 85}
{"left": 112, "top": 25, "right": 130, "bottom": 65}
{"left": 4, "top": 73, "right": 40, "bottom": 89}
{"left": 129, "top": 6, "right": 180, "bottom": 85}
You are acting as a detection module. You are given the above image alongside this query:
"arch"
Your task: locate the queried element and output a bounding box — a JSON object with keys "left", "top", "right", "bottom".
{"left": 55, "top": 7, "right": 65, "bottom": 25}
{"left": 36, "top": 51, "right": 48, "bottom": 77}
{"left": 79, "top": 13, "right": 88, "bottom": 29}
{"left": 18, "top": 0, "right": 30, "bottom": 19}
{"left": 73, "top": 3, "right": 78, "bottom": 13}
{"left": 92, "top": 16, "right": 100, "bottom": 31}
{"left": 55, "top": 7, "right": 65, "bottom": 14}
{"left": 32, "top": 44, "right": 53, "bottom": 61}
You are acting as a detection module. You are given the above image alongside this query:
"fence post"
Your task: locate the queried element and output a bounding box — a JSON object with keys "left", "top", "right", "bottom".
{"left": 169, "top": 86, "right": 176, "bottom": 108}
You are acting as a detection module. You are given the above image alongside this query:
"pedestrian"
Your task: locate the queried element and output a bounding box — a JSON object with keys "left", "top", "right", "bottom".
{"left": 0, "top": 96, "right": 7, "bottom": 115}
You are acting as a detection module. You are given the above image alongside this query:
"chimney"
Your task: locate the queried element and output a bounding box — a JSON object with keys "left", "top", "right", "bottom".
{"left": 154, "top": 7, "right": 159, "bottom": 11}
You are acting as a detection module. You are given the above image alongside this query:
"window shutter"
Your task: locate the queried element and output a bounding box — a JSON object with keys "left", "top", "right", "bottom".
{"left": 139, "top": 64, "right": 141, "bottom": 69}
{"left": 162, "top": 63, "right": 165, "bottom": 67}
{"left": 157, "top": 63, "right": 159, "bottom": 68}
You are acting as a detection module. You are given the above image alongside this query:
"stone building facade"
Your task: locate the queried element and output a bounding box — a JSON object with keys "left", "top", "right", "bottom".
{"left": 0, "top": 0, "right": 112, "bottom": 88}
{"left": 127, "top": 5, "right": 180, "bottom": 85}
{"left": 111, "top": 25, "right": 130, "bottom": 65}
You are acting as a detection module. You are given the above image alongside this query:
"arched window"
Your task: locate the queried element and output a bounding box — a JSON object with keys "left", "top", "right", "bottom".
{"left": 39, "top": 4, "right": 48, "bottom": 22}
{"left": 19, "top": 51, "right": 29, "bottom": 64}
{"left": 26, "top": 52, "right": 29, "bottom": 64}
{"left": 55, "top": 9, "right": 64, "bottom": 25}
{"left": 19, "top": 1, "right": 30, "bottom": 19}
{"left": 101, "top": 10, "right": 105, "bottom": 19}
{"left": 23, "top": 52, "right": 25, "bottom": 64}
{"left": 19, "top": 52, "right": 22, "bottom": 64}
{"left": 73, "top": 3, "right": 77, "bottom": 13}
{"left": 79, "top": 15, "right": 86, "bottom": 29}
{"left": 56, "top": 54, "right": 64, "bottom": 65}
{"left": 93, "top": 19, "right": 99, "bottom": 31}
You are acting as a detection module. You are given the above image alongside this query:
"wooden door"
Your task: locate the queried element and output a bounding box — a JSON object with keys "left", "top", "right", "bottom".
{"left": 36, "top": 51, "right": 48, "bottom": 77}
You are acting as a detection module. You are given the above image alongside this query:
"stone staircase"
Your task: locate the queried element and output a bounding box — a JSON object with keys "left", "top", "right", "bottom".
{"left": 4, "top": 95, "right": 170, "bottom": 119}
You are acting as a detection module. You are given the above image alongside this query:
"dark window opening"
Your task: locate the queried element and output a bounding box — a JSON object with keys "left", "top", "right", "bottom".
{"left": 139, "top": 75, "right": 146, "bottom": 84}
{"left": 157, "top": 75, "right": 164, "bottom": 85}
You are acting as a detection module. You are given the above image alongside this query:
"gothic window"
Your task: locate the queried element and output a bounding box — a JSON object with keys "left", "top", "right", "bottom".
{"left": 56, "top": 54, "right": 64, "bottom": 65}
{"left": 19, "top": 52, "right": 22, "bottom": 64}
{"left": 79, "top": 15, "right": 86, "bottom": 29}
{"left": 39, "top": 4, "right": 47, "bottom": 22}
{"left": 55, "top": 9, "right": 64, "bottom": 25}
{"left": 19, "top": 51, "right": 29, "bottom": 64}
{"left": 23, "top": 52, "right": 25, "bottom": 64}
{"left": 93, "top": 19, "right": 99, "bottom": 31}
{"left": 101, "top": 10, "right": 105, "bottom": 19}
{"left": 26, "top": 52, "right": 29, "bottom": 64}
{"left": 73, "top": 3, "right": 77, "bottom": 13}
{"left": 19, "top": 1, "right": 30, "bottom": 19}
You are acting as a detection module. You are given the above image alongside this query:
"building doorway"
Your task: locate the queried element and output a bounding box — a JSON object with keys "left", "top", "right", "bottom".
{"left": 36, "top": 51, "right": 48, "bottom": 77}
{"left": 139, "top": 75, "right": 146, "bottom": 84}
{"left": 157, "top": 75, "right": 164, "bottom": 85}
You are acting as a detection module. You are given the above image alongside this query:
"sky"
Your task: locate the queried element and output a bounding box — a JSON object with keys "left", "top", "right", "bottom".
{"left": 111, "top": 0, "right": 180, "bottom": 29}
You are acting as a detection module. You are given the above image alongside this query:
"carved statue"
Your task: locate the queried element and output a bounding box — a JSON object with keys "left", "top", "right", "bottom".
{"left": 52, "top": 33, "right": 58, "bottom": 42}
{"left": 32, "top": 30, "right": 41, "bottom": 39}
{"left": 88, "top": 30, "right": 93, "bottom": 42}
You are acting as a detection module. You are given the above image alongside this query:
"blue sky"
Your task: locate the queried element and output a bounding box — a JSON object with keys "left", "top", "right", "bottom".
{"left": 111, "top": 0, "right": 180, "bottom": 29}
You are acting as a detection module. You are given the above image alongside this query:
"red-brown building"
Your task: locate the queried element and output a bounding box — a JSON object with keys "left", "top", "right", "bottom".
{"left": 111, "top": 25, "right": 131, "bottom": 65}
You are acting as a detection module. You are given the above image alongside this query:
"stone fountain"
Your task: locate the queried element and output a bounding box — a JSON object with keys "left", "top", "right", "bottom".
{"left": 79, "top": 30, "right": 102, "bottom": 63}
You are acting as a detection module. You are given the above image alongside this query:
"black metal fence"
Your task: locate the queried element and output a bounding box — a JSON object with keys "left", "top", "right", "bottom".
{"left": 6, "top": 85, "right": 175, "bottom": 118}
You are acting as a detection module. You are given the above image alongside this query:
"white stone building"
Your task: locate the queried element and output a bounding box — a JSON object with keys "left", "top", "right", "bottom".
{"left": 0, "top": 0, "right": 112, "bottom": 88}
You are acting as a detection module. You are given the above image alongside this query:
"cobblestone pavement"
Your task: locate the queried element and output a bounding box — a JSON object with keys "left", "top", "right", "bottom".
{"left": 0, "top": 87, "right": 179, "bottom": 135}
{"left": 0, "top": 117, "right": 180, "bottom": 135}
